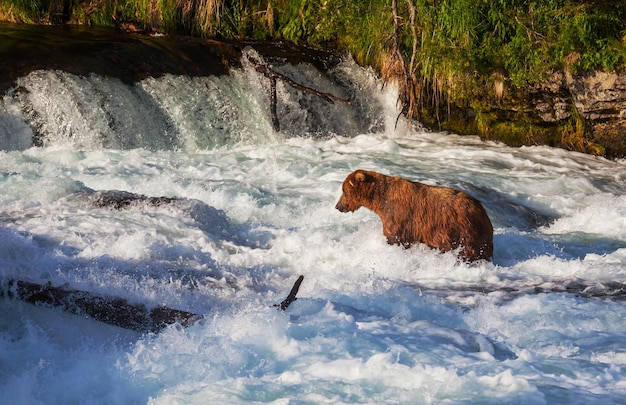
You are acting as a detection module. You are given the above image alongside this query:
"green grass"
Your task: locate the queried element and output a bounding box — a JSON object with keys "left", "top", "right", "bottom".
{"left": 3, "top": 0, "right": 623, "bottom": 83}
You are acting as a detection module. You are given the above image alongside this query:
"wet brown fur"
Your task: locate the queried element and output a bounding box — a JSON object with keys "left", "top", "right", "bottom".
{"left": 336, "top": 169, "right": 493, "bottom": 262}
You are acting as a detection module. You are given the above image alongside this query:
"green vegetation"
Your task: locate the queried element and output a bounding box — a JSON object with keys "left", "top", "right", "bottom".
{"left": 1, "top": 0, "right": 625, "bottom": 155}
{"left": 3, "top": 0, "right": 623, "bottom": 76}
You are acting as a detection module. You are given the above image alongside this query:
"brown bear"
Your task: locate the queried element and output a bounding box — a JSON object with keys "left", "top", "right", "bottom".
{"left": 335, "top": 169, "right": 493, "bottom": 262}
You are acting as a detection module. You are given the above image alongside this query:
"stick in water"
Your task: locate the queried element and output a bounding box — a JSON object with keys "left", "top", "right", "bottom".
{"left": 275, "top": 275, "right": 304, "bottom": 311}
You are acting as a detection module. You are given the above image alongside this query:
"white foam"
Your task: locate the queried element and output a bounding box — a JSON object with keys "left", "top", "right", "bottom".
{"left": 543, "top": 194, "right": 626, "bottom": 240}
{"left": 2, "top": 62, "right": 626, "bottom": 403}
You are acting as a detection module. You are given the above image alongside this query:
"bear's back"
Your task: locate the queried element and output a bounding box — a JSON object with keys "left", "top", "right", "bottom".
{"left": 386, "top": 177, "right": 493, "bottom": 261}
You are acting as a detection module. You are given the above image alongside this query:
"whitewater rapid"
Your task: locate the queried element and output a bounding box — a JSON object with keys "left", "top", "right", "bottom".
{"left": 1, "top": 55, "right": 626, "bottom": 404}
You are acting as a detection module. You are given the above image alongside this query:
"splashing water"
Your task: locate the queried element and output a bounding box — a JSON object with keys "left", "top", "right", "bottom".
{"left": 1, "top": 54, "right": 626, "bottom": 404}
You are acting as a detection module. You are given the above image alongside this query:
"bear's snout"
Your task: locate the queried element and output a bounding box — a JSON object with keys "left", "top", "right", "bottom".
{"left": 335, "top": 195, "right": 351, "bottom": 212}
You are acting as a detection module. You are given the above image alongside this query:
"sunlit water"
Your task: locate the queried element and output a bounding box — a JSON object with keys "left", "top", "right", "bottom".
{"left": 1, "top": 55, "right": 626, "bottom": 404}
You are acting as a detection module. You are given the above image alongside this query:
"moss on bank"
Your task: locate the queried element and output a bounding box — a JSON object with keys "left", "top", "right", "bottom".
{"left": 1, "top": 0, "right": 625, "bottom": 157}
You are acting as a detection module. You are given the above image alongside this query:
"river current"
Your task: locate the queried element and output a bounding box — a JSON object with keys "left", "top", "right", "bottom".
{"left": 1, "top": 40, "right": 626, "bottom": 404}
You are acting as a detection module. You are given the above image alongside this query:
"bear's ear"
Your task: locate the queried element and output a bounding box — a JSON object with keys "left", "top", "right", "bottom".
{"left": 354, "top": 171, "right": 366, "bottom": 183}
{"left": 348, "top": 171, "right": 369, "bottom": 187}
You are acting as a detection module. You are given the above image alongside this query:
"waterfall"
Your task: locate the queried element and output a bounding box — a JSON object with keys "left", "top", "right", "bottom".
{"left": 1, "top": 49, "right": 403, "bottom": 151}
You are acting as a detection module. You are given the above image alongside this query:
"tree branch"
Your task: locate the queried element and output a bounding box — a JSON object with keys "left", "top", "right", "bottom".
{"left": 245, "top": 53, "right": 351, "bottom": 131}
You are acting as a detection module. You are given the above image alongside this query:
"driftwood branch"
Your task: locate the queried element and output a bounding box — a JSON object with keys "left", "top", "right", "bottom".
{"left": 246, "top": 54, "right": 351, "bottom": 131}
{"left": 275, "top": 275, "right": 304, "bottom": 311}
{"left": 1, "top": 279, "right": 202, "bottom": 333}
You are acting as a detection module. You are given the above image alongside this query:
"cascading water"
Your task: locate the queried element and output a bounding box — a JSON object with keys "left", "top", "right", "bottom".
{"left": 1, "top": 30, "right": 626, "bottom": 404}
{"left": 1, "top": 48, "right": 395, "bottom": 151}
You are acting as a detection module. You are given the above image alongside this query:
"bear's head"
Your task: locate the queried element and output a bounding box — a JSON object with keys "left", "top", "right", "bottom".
{"left": 335, "top": 170, "right": 377, "bottom": 212}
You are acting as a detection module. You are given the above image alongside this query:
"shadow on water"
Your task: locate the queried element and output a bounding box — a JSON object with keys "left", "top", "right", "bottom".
{"left": 0, "top": 190, "right": 284, "bottom": 332}
{"left": 462, "top": 183, "right": 558, "bottom": 232}
{"left": 451, "top": 182, "right": 626, "bottom": 264}
{"left": 495, "top": 231, "right": 626, "bottom": 264}
{"left": 72, "top": 189, "right": 276, "bottom": 249}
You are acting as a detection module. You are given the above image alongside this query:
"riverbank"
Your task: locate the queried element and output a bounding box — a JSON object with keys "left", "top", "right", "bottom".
{"left": 420, "top": 68, "right": 626, "bottom": 159}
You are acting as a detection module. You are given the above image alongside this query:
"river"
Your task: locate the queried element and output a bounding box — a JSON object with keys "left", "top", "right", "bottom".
{"left": 1, "top": 24, "right": 626, "bottom": 404}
